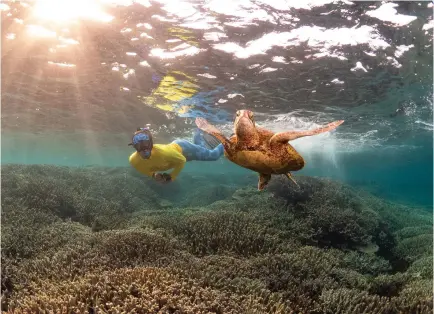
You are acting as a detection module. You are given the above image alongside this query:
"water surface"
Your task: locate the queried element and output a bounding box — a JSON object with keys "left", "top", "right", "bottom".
{"left": 1, "top": 0, "right": 433, "bottom": 207}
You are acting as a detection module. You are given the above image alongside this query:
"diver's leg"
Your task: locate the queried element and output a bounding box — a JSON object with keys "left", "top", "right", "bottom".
{"left": 175, "top": 139, "right": 224, "bottom": 161}
{"left": 193, "top": 128, "right": 206, "bottom": 146}
{"left": 206, "top": 144, "right": 224, "bottom": 160}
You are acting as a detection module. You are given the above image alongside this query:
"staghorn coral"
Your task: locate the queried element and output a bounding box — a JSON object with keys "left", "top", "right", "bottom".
{"left": 394, "top": 233, "right": 433, "bottom": 263}
{"left": 1, "top": 164, "right": 432, "bottom": 313}
{"left": 398, "top": 279, "right": 434, "bottom": 310}
{"left": 1, "top": 203, "right": 90, "bottom": 259}
{"left": 368, "top": 273, "right": 412, "bottom": 297}
{"left": 267, "top": 175, "right": 365, "bottom": 211}
{"left": 92, "top": 229, "right": 179, "bottom": 268}
{"left": 352, "top": 192, "right": 432, "bottom": 233}
{"left": 319, "top": 287, "right": 433, "bottom": 314}
{"left": 267, "top": 175, "right": 433, "bottom": 234}
{"left": 329, "top": 268, "right": 371, "bottom": 291}
{"left": 407, "top": 255, "right": 433, "bottom": 279}
{"left": 267, "top": 175, "right": 431, "bottom": 274}
{"left": 1, "top": 228, "right": 183, "bottom": 300}
{"left": 305, "top": 204, "right": 374, "bottom": 249}
{"left": 6, "top": 267, "right": 290, "bottom": 314}
{"left": 145, "top": 209, "right": 289, "bottom": 257}
{"left": 1, "top": 164, "right": 162, "bottom": 230}
{"left": 246, "top": 247, "right": 345, "bottom": 310}
{"left": 1, "top": 242, "right": 111, "bottom": 311}
{"left": 1, "top": 256, "right": 20, "bottom": 310}
{"left": 395, "top": 225, "right": 433, "bottom": 240}
{"left": 266, "top": 176, "right": 392, "bottom": 251}
{"left": 319, "top": 288, "right": 396, "bottom": 314}
{"left": 341, "top": 251, "right": 392, "bottom": 276}
{"left": 169, "top": 254, "right": 266, "bottom": 295}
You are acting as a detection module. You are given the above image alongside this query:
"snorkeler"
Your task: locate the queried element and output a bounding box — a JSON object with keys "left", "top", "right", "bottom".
{"left": 128, "top": 126, "right": 224, "bottom": 183}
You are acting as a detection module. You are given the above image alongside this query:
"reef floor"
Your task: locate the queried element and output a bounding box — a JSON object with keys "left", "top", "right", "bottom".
{"left": 1, "top": 164, "right": 433, "bottom": 313}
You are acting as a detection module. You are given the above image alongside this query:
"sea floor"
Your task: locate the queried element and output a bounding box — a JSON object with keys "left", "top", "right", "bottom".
{"left": 1, "top": 164, "right": 433, "bottom": 313}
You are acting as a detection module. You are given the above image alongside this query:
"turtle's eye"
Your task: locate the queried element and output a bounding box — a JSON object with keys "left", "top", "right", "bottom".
{"left": 236, "top": 111, "right": 240, "bottom": 117}
{"left": 248, "top": 112, "right": 254, "bottom": 120}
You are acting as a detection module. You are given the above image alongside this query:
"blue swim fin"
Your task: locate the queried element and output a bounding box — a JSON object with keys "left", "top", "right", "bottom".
{"left": 193, "top": 128, "right": 221, "bottom": 149}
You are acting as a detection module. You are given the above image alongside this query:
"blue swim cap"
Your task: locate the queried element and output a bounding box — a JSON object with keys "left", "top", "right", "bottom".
{"left": 129, "top": 128, "right": 153, "bottom": 157}
{"left": 132, "top": 132, "right": 150, "bottom": 145}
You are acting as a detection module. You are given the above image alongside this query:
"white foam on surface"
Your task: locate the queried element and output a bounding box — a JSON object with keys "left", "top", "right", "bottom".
{"left": 213, "top": 25, "right": 389, "bottom": 59}
{"left": 366, "top": 3, "right": 417, "bottom": 26}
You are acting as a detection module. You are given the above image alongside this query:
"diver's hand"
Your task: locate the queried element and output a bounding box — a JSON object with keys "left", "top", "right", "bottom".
{"left": 153, "top": 173, "right": 172, "bottom": 183}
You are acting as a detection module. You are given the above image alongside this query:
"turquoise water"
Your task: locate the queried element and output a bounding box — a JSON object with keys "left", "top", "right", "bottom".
{"left": 1, "top": 1, "right": 432, "bottom": 208}
{"left": 2, "top": 130, "right": 432, "bottom": 207}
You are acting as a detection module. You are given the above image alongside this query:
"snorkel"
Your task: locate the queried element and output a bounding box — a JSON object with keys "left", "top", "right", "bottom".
{"left": 128, "top": 126, "right": 153, "bottom": 159}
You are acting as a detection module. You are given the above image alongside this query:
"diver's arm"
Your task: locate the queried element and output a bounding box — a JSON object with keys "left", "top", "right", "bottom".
{"left": 168, "top": 159, "right": 185, "bottom": 181}
{"left": 166, "top": 152, "right": 186, "bottom": 181}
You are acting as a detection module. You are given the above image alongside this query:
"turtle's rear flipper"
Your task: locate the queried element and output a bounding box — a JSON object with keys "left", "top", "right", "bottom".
{"left": 285, "top": 172, "right": 299, "bottom": 187}
{"left": 258, "top": 173, "right": 271, "bottom": 191}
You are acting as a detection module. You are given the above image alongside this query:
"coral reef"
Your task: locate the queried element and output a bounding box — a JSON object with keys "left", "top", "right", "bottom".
{"left": 6, "top": 267, "right": 289, "bottom": 314}
{"left": 1, "top": 165, "right": 432, "bottom": 313}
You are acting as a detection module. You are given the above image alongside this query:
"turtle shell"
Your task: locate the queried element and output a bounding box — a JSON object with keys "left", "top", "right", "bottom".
{"left": 226, "top": 130, "right": 305, "bottom": 174}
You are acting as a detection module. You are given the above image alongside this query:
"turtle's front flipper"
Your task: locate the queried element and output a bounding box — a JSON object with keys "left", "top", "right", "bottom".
{"left": 284, "top": 172, "right": 299, "bottom": 187}
{"left": 258, "top": 173, "right": 271, "bottom": 191}
{"left": 270, "top": 120, "right": 344, "bottom": 144}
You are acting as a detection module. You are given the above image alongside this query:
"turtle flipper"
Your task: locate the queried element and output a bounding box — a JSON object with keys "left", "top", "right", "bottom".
{"left": 270, "top": 120, "right": 344, "bottom": 144}
{"left": 195, "top": 117, "right": 231, "bottom": 148}
{"left": 284, "top": 172, "right": 299, "bottom": 187}
{"left": 258, "top": 173, "right": 271, "bottom": 191}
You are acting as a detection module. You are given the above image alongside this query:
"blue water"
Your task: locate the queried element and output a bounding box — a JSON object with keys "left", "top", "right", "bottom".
{"left": 1, "top": 0, "right": 433, "bottom": 209}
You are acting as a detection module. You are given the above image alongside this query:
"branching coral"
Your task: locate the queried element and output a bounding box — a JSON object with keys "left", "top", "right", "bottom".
{"left": 92, "top": 229, "right": 179, "bottom": 268}
{"left": 145, "top": 209, "right": 289, "bottom": 256}
{"left": 394, "top": 233, "right": 433, "bottom": 263}
{"left": 6, "top": 267, "right": 290, "bottom": 314}
{"left": 1, "top": 204, "right": 90, "bottom": 259}
{"left": 1, "top": 164, "right": 432, "bottom": 314}
{"left": 320, "top": 286, "right": 433, "bottom": 314}
{"left": 407, "top": 255, "right": 433, "bottom": 280}
{"left": 2, "top": 164, "right": 162, "bottom": 230}
{"left": 342, "top": 251, "right": 392, "bottom": 276}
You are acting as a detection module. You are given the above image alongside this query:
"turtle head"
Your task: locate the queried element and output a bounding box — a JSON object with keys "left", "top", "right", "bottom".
{"left": 234, "top": 109, "right": 257, "bottom": 141}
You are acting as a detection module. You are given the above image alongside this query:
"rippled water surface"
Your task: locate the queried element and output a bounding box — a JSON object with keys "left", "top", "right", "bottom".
{"left": 1, "top": 0, "right": 433, "bottom": 206}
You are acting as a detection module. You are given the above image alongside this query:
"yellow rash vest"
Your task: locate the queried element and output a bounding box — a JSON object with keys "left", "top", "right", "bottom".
{"left": 129, "top": 143, "right": 186, "bottom": 181}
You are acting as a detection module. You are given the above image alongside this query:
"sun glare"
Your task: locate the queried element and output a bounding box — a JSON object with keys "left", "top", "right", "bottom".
{"left": 32, "top": 0, "right": 114, "bottom": 23}
{"left": 27, "top": 24, "right": 57, "bottom": 37}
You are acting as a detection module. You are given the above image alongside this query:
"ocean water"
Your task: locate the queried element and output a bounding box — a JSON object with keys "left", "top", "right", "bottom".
{"left": 1, "top": 1, "right": 433, "bottom": 313}
{"left": 1, "top": 0, "right": 432, "bottom": 207}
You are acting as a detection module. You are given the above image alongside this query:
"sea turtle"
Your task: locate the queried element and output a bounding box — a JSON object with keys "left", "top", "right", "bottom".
{"left": 195, "top": 110, "right": 344, "bottom": 190}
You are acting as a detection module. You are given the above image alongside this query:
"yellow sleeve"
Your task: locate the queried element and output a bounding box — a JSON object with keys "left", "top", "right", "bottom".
{"left": 165, "top": 147, "right": 186, "bottom": 181}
